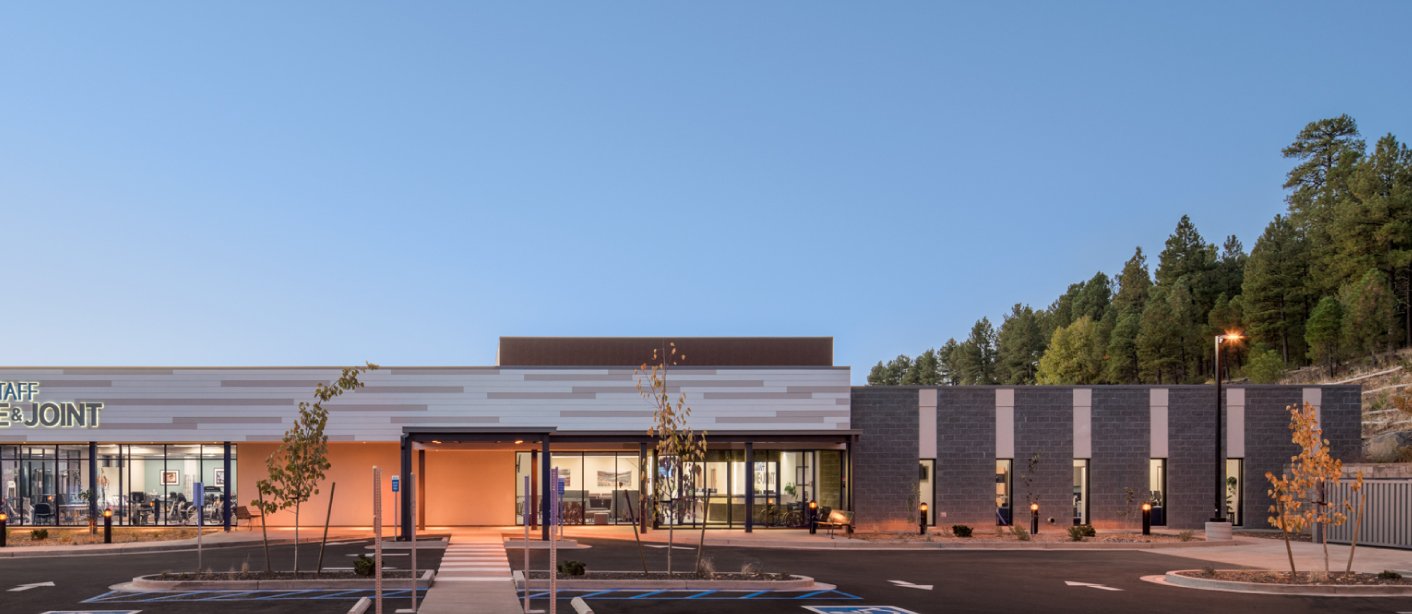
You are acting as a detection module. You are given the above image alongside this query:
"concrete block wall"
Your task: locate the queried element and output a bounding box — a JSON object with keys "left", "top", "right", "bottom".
{"left": 1012, "top": 388, "right": 1074, "bottom": 531}
{"left": 850, "top": 387, "right": 920, "bottom": 531}
{"left": 935, "top": 387, "right": 997, "bottom": 527}
{"left": 1090, "top": 388, "right": 1150, "bottom": 529}
{"left": 1167, "top": 387, "right": 1220, "bottom": 529}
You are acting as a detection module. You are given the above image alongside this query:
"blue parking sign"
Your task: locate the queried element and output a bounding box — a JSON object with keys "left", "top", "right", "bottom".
{"left": 391, "top": 476, "right": 400, "bottom": 492}
{"left": 804, "top": 607, "right": 921, "bottom": 614}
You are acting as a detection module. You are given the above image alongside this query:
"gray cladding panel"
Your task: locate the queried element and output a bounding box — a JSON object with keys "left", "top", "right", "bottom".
{"left": 0, "top": 366, "right": 851, "bottom": 442}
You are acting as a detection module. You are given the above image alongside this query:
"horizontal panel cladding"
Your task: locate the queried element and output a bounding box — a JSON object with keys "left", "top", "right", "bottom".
{"left": 0, "top": 366, "right": 851, "bottom": 442}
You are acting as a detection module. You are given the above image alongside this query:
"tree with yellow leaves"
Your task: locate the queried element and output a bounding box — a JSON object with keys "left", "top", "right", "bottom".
{"left": 1266, "top": 401, "right": 1351, "bottom": 580}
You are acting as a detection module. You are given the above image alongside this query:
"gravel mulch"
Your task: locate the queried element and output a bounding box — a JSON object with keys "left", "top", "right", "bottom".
{"left": 1176, "top": 570, "right": 1411, "bottom": 585}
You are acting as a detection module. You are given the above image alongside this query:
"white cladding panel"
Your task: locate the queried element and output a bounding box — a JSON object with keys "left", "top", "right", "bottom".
{"left": 0, "top": 366, "right": 852, "bottom": 443}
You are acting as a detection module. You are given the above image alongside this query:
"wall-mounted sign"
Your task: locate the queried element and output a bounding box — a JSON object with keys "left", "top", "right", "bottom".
{"left": 0, "top": 381, "right": 104, "bottom": 429}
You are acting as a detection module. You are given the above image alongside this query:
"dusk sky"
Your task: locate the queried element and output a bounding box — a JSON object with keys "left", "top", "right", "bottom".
{"left": 4, "top": 3, "right": 1410, "bottom": 383}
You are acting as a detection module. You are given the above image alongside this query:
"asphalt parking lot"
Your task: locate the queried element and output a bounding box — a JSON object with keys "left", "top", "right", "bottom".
{"left": 509, "top": 537, "right": 1412, "bottom": 614}
{"left": 0, "top": 537, "right": 439, "bottom": 614}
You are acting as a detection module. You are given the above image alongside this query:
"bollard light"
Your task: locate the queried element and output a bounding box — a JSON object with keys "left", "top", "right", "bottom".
{"left": 103, "top": 508, "right": 114, "bottom": 544}
{"left": 1030, "top": 502, "right": 1039, "bottom": 535}
{"left": 0, "top": 512, "right": 7, "bottom": 548}
{"left": 1141, "top": 502, "right": 1152, "bottom": 536}
{"left": 919, "top": 502, "right": 929, "bottom": 536}
{"left": 808, "top": 500, "right": 818, "bottom": 535}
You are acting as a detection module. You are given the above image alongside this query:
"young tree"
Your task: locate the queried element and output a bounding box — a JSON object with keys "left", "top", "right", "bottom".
{"left": 1305, "top": 296, "right": 1344, "bottom": 376}
{"left": 254, "top": 363, "right": 377, "bottom": 573}
{"left": 1266, "top": 402, "right": 1348, "bottom": 579}
{"left": 636, "top": 343, "right": 708, "bottom": 576}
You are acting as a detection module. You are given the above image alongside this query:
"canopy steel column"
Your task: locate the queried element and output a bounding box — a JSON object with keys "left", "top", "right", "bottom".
{"left": 87, "top": 441, "right": 97, "bottom": 525}
{"left": 744, "top": 442, "right": 754, "bottom": 533}
{"left": 540, "top": 435, "right": 551, "bottom": 541}
{"left": 222, "top": 442, "right": 232, "bottom": 531}
{"left": 399, "top": 435, "right": 412, "bottom": 541}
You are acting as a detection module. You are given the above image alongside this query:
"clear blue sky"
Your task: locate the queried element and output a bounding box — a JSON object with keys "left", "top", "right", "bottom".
{"left": 3, "top": 3, "right": 1409, "bottom": 383}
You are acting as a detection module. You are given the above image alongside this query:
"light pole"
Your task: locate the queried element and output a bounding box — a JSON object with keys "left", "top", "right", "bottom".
{"left": 1212, "top": 331, "right": 1242, "bottom": 526}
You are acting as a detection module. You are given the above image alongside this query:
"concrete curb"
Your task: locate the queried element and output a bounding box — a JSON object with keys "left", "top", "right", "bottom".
{"left": 514, "top": 570, "right": 818, "bottom": 590}
{"left": 569, "top": 535, "right": 1238, "bottom": 552}
{"left": 348, "top": 596, "right": 372, "bottom": 614}
{"left": 120, "top": 569, "right": 435, "bottom": 591}
{"left": 1158, "top": 569, "right": 1412, "bottom": 597}
{"left": 0, "top": 535, "right": 337, "bottom": 558}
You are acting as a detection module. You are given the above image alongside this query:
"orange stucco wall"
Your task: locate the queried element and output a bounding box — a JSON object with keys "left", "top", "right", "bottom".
{"left": 422, "top": 450, "right": 516, "bottom": 526}
{"left": 237, "top": 442, "right": 400, "bottom": 527}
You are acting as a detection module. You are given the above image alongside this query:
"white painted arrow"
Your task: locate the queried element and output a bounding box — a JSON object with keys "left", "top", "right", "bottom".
{"left": 1065, "top": 581, "right": 1122, "bottom": 591}
{"left": 8, "top": 581, "right": 55, "bottom": 592}
{"left": 644, "top": 544, "right": 694, "bottom": 550}
{"left": 888, "top": 579, "right": 934, "bottom": 590}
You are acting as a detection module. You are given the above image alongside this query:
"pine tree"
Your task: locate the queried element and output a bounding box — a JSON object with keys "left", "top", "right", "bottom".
{"left": 1105, "top": 310, "right": 1142, "bottom": 383}
{"left": 1340, "top": 269, "right": 1400, "bottom": 363}
{"left": 1112, "top": 247, "right": 1152, "bottom": 316}
{"left": 1072, "top": 272, "right": 1112, "bottom": 323}
{"left": 1339, "top": 134, "right": 1412, "bottom": 345}
{"left": 1305, "top": 296, "right": 1343, "bottom": 377}
{"left": 1283, "top": 115, "right": 1366, "bottom": 296}
{"left": 938, "top": 338, "right": 961, "bottom": 385}
{"left": 956, "top": 318, "right": 998, "bottom": 384}
{"left": 905, "top": 349, "right": 941, "bottom": 385}
{"left": 1242, "top": 215, "right": 1312, "bottom": 364}
{"left": 1137, "top": 287, "right": 1183, "bottom": 383}
{"left": 996, "top": 304, "right": 1044, "bottom": 384}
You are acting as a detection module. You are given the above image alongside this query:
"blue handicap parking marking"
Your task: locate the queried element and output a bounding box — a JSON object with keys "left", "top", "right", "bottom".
{"left": 521, "top": 588, "right": 862, "bottom": 601}
{"left": 803, "top": 607, "right": 922, "bottom": 614}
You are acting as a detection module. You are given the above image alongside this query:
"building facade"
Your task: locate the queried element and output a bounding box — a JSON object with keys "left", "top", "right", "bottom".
{"left": 0, "top": 337, "right": 1360, "bottom": 538}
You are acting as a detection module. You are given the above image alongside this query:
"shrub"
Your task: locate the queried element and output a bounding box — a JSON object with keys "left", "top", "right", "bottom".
{"left": 1066, "top": 525, "right": 1095, "bottom": 541}
{"left": 30, "top": 529, "right": 48, "bottom": 540}
{"left": 557, "top": 560, "right": 586, "bottom": 577}
{"left": 1178, "top": 530, "right": 1195, "bottom": 542}
{"left": 1010, "top": 525, "right": 1030, "bottom": 541}
{"left": 352, "top": 554, "right": 375, "bottom": 577}
{"left": 950, "top": 524, "right": 973, "bottom": 538}
{"left": 1378, "top": 570, "right": 1403, "bottom": 580}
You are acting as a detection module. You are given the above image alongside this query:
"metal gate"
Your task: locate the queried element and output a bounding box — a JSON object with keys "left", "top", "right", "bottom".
{"left": 1325, "top": 478, "right": 1412, "bottom": 550}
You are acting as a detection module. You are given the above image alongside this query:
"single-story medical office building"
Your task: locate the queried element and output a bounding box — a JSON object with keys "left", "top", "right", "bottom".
{"left": 0, "top": 337, "right": 1360, "bottom": 539}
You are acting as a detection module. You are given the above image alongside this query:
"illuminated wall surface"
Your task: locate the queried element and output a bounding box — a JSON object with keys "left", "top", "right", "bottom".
{"left": 0, "top": 366, "right": 852, "bottom": 444}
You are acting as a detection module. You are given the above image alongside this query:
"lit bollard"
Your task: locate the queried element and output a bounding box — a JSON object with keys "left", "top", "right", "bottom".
{"left": 103, "top": 509, "right": 113, "bottom": 544}
{"left": 807, "top": 500, "right": 818, "bottom": 535}
{"left": 1141, "top": 502, "right": 1152, "bottom": 536}
{"left": 1030, "top": 503, "right": 1039, "bottom": 535}
{"left": 919, "top": 502, "right": 928, "bottom": 536}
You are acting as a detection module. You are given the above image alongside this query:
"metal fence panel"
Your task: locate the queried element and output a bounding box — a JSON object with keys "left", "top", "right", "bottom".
{"left": 1326, "top": 479, "right": 1412, "bottom": 550}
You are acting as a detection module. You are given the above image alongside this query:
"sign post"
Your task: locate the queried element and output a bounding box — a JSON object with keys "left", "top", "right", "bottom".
{"left": 193, "top": 482, "right": 204, "bottom": 571}
{"left": 409, "top": 471, "right": 418, "bottom": 613}
{"left": 391, "top": 476, "right": 399, "bottom": 531}
{"left": 523, "top": 475, "right": 532, "bottom": 614}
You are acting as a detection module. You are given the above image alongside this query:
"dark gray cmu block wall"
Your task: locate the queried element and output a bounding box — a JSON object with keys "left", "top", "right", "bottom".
{"left": 936, "top": 387, "right": 996, "bottom": 527}
{"left": 1239, "top": 385, "right": 1361, "bottom": 531}
{"left": 850, "top": 387, "right": 919, "bottom": 531}
{"left": 1013, "top": 388, "right": 1073, "bottom": 530}
{"left": 1090, "top": 388, "right": 1150, "bottom": 529}
{"left": 1168, "top": 387, "right": 1219, "bottom": 529}
{"left": 1242, "top": 386, "right": 1303, "bottom": 530}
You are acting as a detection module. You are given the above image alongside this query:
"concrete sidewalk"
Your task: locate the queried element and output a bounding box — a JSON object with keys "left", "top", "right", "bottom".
{"left": 555, "top": 525, "right": 1238, "bottom": 551}
{"left": 1146, "top": 537, "right": 1412, "bottom": 575}
{"left": 418, "top": 529, "right": 522, "bottom": 614}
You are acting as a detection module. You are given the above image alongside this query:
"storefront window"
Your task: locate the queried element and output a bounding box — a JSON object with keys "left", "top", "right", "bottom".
{"left": 996, "top": 459, "right": 1013, "bottom": 525}
{"left": 1226, "top": 458, "right": 1242, "bottom": 526}
{"left": 1149, "top": 458, "right": 1167, "bottom": 526}
{"left": 919, "top": 459, "right": 935, "bottom": 525}
{"left": 1072, "top": 459, "right": 1089, "bottom": 526}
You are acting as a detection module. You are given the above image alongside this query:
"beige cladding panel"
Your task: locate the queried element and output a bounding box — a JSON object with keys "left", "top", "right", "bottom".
{"left": 1150, "top": 388, "right": 1169, "bottom": 458}
{"left": 1073, "top": 388, "right": 1092, "bottom": 459}
{"left": 919, "top": 388, "right": 937, "bottom": 459}
{"left": 1227, "top": 387, "right": 1245, "bottom": 458}
{"left": 996, "top": 388, "right": 1015, "bottom": 459}
{"left": 0, "top": 366, "right": 852, "bottom": 442}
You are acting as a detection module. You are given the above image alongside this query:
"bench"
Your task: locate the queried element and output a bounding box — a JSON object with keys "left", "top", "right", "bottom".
{"left": 234, "top": 505, "right": 262, "bottom": 531}
{"left": 816, "top": 509, "right": 854, "bottom": 539}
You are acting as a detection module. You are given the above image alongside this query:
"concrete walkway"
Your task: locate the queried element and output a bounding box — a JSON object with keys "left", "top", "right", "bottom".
{"left": 1146, "top": 537, "right": 1412, "bottom": 575}
{"left": 418, "top": 529, "right": 522, "bottom": 614}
